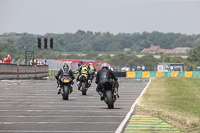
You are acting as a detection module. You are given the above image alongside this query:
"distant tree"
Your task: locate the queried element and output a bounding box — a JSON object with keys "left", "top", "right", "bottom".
{"left": 193, "top": 37, "right": 200, "bottom": 47}
{"left": 187, "top": 46, "right": 200, "bottom": 62}
{"left": 106, "top": 42, "right": 123, "bottom": 52}
{"left": 1, "top": 30, "right": 200, "bottom": 54}
{"left": 0, "top": 42, "right": 17, "bottom": 54}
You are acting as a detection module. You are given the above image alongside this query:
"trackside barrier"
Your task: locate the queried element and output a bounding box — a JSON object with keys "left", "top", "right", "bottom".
{"left": 114, "top": 72, "right": 127, "bottom": 77}
{"left": 49, "top": 69, "right": 59, "bottom": 80}
{"left": 0, "top": 64, "right": 48, "bottom": 80}
{"left": 126, "top": 71, "right": 200, "bottom": 78}
{"left": 48, "top": 70, "right": 200, "bottom": 80}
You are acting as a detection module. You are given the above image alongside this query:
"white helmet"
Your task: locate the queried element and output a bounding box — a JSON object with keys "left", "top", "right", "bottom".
{"left": 101, "top": 62, "right": 110, "bottom": 68}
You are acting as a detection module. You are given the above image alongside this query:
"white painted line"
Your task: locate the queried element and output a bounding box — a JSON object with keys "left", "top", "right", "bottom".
{"left": 0, "top": 97, "right": 78, "bottom": 99}
{"left": 0, "top": 110, "right": 127, "bottom": 113}
{"left": 0, "top": 94, "right": 53, "bottom": 97}
{"left": 0, "top": 99, "right": 135, "bottom": 102}
{"left": 0, "top": 105, "right": 128, "bottom": 107}
{"left": 0, "top": 115, "right": 124, "bottom": 118}
{"left": 0, "top": 122, "right": 119, "bottom": 124}
{"left": 115, "top": 78, "right": 152, "bottom": 133}
{"left": 0, "top": 102, "right": 131, "bottom": 105}
{"left": 0, "top": 130, "right": 114, "bottom": 133}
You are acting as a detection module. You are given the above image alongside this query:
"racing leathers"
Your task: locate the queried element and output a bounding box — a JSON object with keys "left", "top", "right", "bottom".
{"left": 87, "top": 64, "right": 96, "bottom": 82}
{"left": 74, "top": 65, "right": 89, "bottom": 90}
{"left": 55, "top": 65, "right": 75, "bottom": 94}
{"left": 95, "top": 67, "right": 119, "bottom": 100}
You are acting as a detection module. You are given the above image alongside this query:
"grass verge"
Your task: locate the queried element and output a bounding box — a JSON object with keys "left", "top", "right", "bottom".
{"left": 136, "top": 77, "right": 200, "bottom": 133}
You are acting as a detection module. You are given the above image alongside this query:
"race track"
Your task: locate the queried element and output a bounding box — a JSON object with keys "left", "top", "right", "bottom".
{"left": 0, "top": 78, "right": 149, "bottom": 133}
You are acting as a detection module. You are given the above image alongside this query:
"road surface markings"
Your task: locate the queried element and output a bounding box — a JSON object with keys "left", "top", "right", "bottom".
{"left": 0, "top": 130, "right": 114, "bottom": 133}
{"left": 0, "top": 121, "right": 119, "bottom": 124}
{"left": 0, "top": 99, "right": 136, "bottom": 102}
{"left": 0, "top": 110, "right": 127, "bottom": 112}
{"left": 0, "top": 105, "right": 129, "bottom": 107}
{"left": 0, "top": 102, "right": 131, "bottom": 104}
{"left": 115, "top": 78, "right": 152, "bottom": 133}
{"left": 0, "top": 115, "right": 124, "bottom": 118}
{"left": 124, "top": 115, "right": 180, "bottom": 132}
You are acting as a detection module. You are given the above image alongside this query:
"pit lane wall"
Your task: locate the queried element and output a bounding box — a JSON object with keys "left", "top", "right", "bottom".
{"left": 0, "top": 64, "right": 49, "bottom": 80}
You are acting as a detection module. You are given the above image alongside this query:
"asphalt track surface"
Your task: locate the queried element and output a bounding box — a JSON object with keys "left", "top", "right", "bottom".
{"left": 0, "top": 78, "right": 149, "bottom": 133}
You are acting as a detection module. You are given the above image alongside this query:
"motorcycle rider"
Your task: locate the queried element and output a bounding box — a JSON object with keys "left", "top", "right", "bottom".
{"left": 55, "top": 63, "right": 75, "bottom": 94}
{"left": 87, "top": 62, "right": 96, "bottom": 82}
{"left": 74, "top": 61, "right": 89, "bottom": 90}
{"left": 95, "top": 62, "right": 119, "bottom": 100}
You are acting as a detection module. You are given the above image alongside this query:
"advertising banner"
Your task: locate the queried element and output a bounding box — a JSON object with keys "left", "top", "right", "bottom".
{"left": 142, "top": 71, "right": 150, "bottom": 78}
{"left": 150, "top": 71, "right": 156, "bottom": 77}
{"left": 185, "top": 71, "right": 192, "bottom": 77}
{"left": 171, "top": 71, "right": 179, "bottom": 77}
{"left": 178, "top": 71, "right": 185, "bottom": 77}
{"left": 135, "top": 71, "right": 142, "bottom": 78}
{"left": 156, "top": 72, "right": 163, "bottom": 77}
{"left": 126, "top": 71, "right": 135, "bottom": 78}
{"left": 164, "top": 72, "right": 171, "bottom": 77}
{"left": 192, "top": 71, "right": 200, "bottom": 77}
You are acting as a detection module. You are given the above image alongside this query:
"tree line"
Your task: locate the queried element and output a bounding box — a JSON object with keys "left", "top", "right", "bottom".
{"left": 0, "top": 31, "right": 200, "bottom": 70}
{"left": 1, "top": 31, "right": 200, "bottom": 53}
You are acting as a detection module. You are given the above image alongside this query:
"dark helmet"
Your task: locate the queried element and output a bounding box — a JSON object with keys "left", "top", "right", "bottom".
{"left": 63, "top": 63, "right": 69, "bottom": 73}
{"left": 63, "top": 63, "right": 68, "bottom": 68}
{"left": 78, "top": 61, "right": 84, "bottom": 67}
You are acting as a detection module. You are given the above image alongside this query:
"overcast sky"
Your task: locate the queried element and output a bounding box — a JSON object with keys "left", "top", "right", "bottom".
{"left": 0, "top": 0, "right": 200, "bottom": 35}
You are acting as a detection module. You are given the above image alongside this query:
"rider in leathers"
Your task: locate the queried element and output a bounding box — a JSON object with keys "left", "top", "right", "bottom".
{"left": 55, "top": 63, "right": 75, "bottom": 94}
{"left": 87, "top": 62, "right": 96, "bottom": 82}
{"left": 95, "top": 63, "right": 119, "bottom": 100}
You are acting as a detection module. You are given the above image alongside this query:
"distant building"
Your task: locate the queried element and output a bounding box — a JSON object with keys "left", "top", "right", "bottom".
{"left": 121, "top": 67, "right": 130, "bottom": 72}
{"left": 141, "top": 44, "right": 172, "bottom": 54}
{"left": 157, "top": 63, "right": 184, "bottom": 72}
{"left": 172, "top": 47, "right": 191, "bottom": 54}
{"left": 123, "top": 48, "right": 131, "bottom": 52}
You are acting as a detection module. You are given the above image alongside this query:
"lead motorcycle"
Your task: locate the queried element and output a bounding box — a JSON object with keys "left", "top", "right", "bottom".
{"left": 101, "top": 81, "right": 119, "bottom": 109}
{"left": 78, "top": 74, "right": 91, "bottom": 95}
{"left": 58, "top": 75, "right": 73, "bottom": 100}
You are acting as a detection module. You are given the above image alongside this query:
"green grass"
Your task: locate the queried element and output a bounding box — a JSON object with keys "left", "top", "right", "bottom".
{"left": 136, "top": 77, "right": 200, "bottom": 132}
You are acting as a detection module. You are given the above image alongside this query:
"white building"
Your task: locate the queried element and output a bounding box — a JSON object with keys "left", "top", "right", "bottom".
{"left": 157, "top": 63, "right": 184, "bottom": 72}
{"left": 172, "top": 47, "right": 191, "bottom": 54}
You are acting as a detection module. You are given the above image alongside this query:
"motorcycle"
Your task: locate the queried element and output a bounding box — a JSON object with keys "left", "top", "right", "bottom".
{"left": 101, "top": 81, "right": 119, "bottom": 109}
{"left": 58, "top": 75, "right": 73, "bottom": 100}
{"left": 78, "top": 75, "right": 91, "bottom": 95}
{"left": 88, "top": 70, "right": 95, "bottom": 81}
